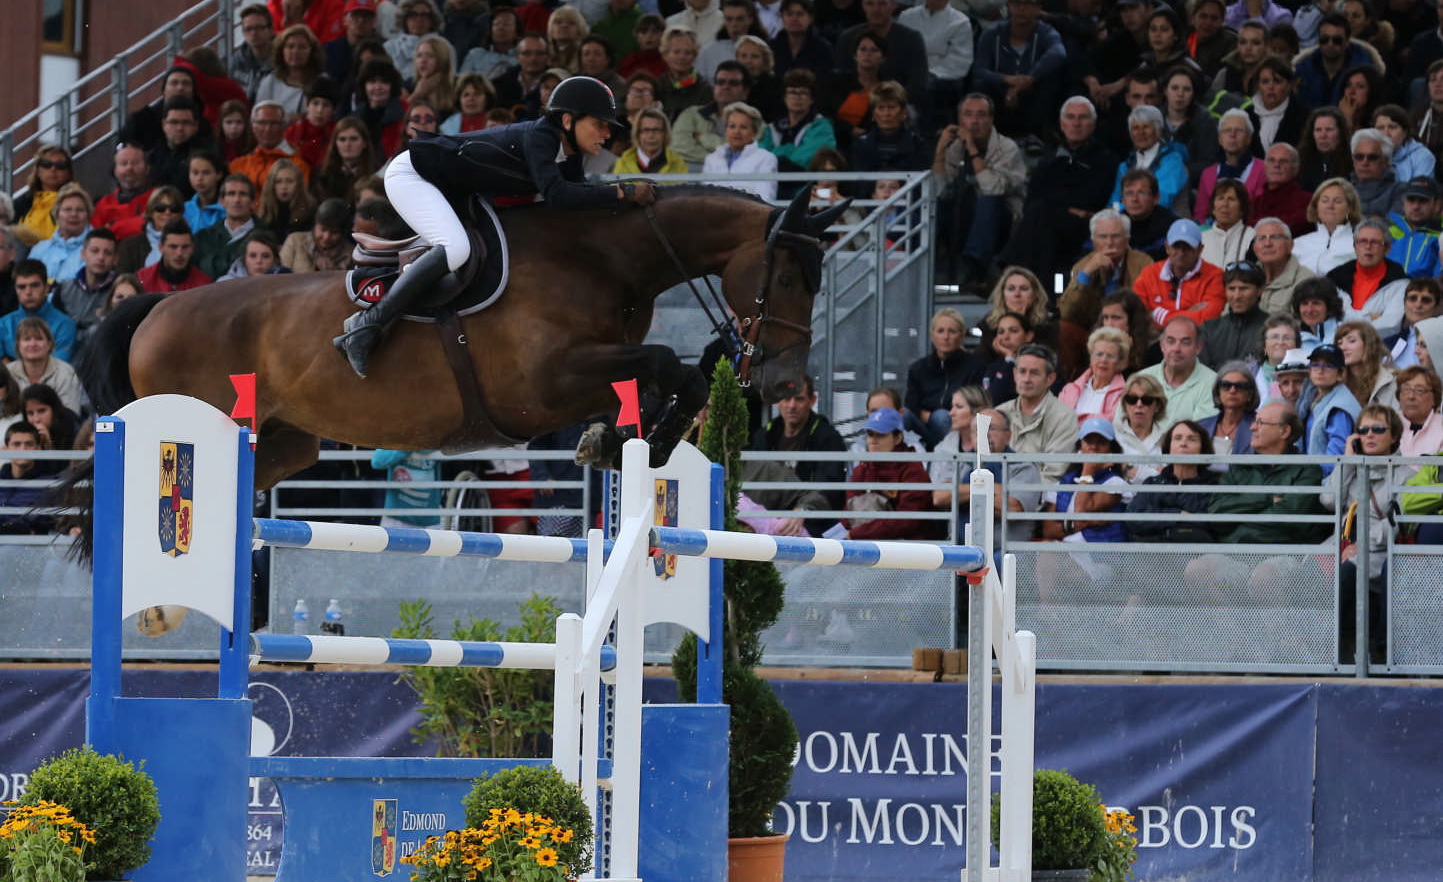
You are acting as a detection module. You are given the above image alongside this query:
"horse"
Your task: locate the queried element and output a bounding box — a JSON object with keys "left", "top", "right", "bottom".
{"left": 84, "top": 186, "right": 847, "bottom": 491}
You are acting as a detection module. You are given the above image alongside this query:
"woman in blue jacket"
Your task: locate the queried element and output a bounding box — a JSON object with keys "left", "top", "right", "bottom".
{"left": 1109, "top": 105, "right": 1189, "bottom": 213}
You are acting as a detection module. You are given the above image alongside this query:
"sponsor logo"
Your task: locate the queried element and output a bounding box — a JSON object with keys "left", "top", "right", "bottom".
{"left": 371, "top": 799, "right": 397, "bottom": 876}
{"left": 357, "top": 277, "right": 387, "bottom": 304}
{"left": 157, "top": 441, "right": 194, "bottom": 556}
{"left": 653, "top": 478, "right": 678, "bottom": 579}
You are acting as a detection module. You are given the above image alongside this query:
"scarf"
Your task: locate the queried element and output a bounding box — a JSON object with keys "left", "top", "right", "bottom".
{"left": 1251, "top": 94, "right": 1288, "bottom": 149}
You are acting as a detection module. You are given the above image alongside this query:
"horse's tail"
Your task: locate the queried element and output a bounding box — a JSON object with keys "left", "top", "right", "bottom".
{"left": 79, "top": 292, "right": 166, "bottom": 415}
{"left": 65, "top": 293, "right": 166, "bottom": 565}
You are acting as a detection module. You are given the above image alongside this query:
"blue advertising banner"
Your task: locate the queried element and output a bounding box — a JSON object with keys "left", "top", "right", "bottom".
{"left": 2, "top": 671, "right": 1441, "bottom": 881}
{"left": 1313, "top": 684, "right": 1443, "bottom": 882}
{"left": 770, "top": 681, "right": 1317, "bottom": 882}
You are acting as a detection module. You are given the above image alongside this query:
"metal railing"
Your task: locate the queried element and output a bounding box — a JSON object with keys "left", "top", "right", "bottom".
{"left": 3, "top": 0, "right": 235, "bottom": 197}
{"left": 6, "top": 445, "right": 1443, "bottom": 677}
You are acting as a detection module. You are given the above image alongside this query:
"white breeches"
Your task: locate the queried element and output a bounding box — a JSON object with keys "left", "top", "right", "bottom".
{"left": 384, "top": 151, "right": 471, "bottom": 271}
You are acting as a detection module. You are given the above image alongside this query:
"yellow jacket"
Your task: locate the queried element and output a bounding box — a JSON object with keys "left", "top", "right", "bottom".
{"left": 611, "top": 147, "right": 688, "bottom": 176}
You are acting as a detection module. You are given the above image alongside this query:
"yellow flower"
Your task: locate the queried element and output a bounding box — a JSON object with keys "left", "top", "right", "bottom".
{"left": 519, "top": 835, "right": 542, "bottom": 849}
{"left": 477, "top": 857, "right": 492, "bottom": 870}
{"left": 536, "top": 847, "right": 560, "bottom": 867}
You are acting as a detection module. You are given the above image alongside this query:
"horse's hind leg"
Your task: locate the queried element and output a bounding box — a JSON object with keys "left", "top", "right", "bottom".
{"left": 254, "top": 422, "right": 323, "bottom": 491}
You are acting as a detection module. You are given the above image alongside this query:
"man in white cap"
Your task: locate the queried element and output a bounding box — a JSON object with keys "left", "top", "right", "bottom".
{"left": 1270, "top": 347, "right": 1310, "bottom": 406}
{"left": 1133, "top": 217, "right": 1226, "bottom": 331}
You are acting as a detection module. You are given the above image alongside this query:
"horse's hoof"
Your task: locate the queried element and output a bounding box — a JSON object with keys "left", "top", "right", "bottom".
{"left": 574, "top": 422, "right": 620, "bottom": 468}
{"left": 137, "top": 605, "right": 188, "bottom": 637}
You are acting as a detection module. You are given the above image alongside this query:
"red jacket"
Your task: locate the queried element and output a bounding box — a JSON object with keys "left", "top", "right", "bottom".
{"left": 285, "top": 117, "right": 335, "bottom": 169}
{"left": 1249, "top": 179, "right": 1313, "bottom": 237}
{"left": 138, "top": 262, "right": 212, "bottom": 293}
{"left": 844, "top": 445, "right": 937, "bottom": 541}
{"left": 92, "top": 188, "right": 153, "bottom": 240}
{"left": 171, "top": 58, "right": 249, "bottom": 128}
{"left": 1134, "top": 259, "right": 1226, "bottom": 328}
{"left": 267, "top": 0, "right": 345, "bottom": 42}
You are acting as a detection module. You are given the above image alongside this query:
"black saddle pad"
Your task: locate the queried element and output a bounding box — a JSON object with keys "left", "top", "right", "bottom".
{"left": 344, "top": 196, "right": 510, "bottom": 321}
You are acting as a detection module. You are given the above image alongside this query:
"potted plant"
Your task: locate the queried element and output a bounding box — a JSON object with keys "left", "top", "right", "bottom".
{"left": 16, "top": 747, "right": 160, "bottom": 881}
{"left": 0, "top": 800, "right": 98, "bottom": 882}
{"left": 402, "top": 765, "right": 594, "bottom": 881}
{"left": 461, "top": 765, "right": 594, "bottom": 876}
{"left": 672, "top": 361, "right": 799, "bottom": 882}
{"left": 993, "top": 768, "right": 1138, "bottom": 882}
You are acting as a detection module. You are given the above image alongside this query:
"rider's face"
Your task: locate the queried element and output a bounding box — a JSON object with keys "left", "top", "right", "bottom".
{"left": 570, "top": 115, "right": 612, "bottom": 155}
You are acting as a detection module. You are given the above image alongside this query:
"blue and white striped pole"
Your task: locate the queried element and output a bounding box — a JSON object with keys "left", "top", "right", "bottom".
{"left": 649, "top": 526, "right": 988, "bottom": 572}
{"left": 253, "top": 519, "right": 598, "bottom": 562}
{"left": 249, "top": 633, "right": 617, "bottom": 670}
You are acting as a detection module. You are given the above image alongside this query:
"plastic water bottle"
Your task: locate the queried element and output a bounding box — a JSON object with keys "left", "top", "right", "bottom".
{"left": 321, "top": 599, "right": 345, "bottom": 636}
{"left": 292, "top": 599, "right": 311, "bottom": 635}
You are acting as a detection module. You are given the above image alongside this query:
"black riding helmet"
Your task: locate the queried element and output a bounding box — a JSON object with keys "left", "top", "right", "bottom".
{"left": 546, "top": 76, "right": 622, "bottom": 127}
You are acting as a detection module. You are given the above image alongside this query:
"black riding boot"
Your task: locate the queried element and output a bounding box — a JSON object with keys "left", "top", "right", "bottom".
{"left": 333, "top": 246, "right": 452, "bottom": 377}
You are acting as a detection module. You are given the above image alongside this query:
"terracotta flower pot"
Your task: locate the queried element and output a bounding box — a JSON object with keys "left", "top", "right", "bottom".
{"left": 727, "top": 832, "right": 789, "bottom": 882}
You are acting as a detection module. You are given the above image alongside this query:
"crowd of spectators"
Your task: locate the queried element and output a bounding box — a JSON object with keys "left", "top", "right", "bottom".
{"left": 5, "top": 0, "right": 1443, "bottom": 656}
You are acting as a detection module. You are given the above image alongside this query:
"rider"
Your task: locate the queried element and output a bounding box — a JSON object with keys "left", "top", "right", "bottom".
{"left": 334, "top": 75, "right": 658, "bottom": 377}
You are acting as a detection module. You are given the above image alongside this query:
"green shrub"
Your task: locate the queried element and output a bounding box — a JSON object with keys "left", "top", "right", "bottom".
{"left": 462, "top": 765, "right": 593, "bottom": 875}
{"left": 394, "top": 594, "right": 562, "bottom": 758}
{"left": 19, "top": 747, "right": 160, "bottom": 880}
{"left": 992, "top": 769, "right": 1108, "bottom": 873}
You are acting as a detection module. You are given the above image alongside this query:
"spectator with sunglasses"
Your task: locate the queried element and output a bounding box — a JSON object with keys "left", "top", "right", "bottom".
{"left": 1298, "top": 343, "right": 1360, "bottom": 469}
{"left": 115, "top": 186, "right": 188, "bottom": 275}
{"left": 1202, "top": 262, "right": 1269, "bottom": 368}
{"left": 1295, "top": 14, "right": 1383, "bottom": 112}
{"left": 1347, "top": 128, "right": 1406, "bottom": 220}
{"left": 1114, "top": 373, "right": 1169, "bottom": 480}
{"left": 1198, "top": 362, "right": 1258, "bottom": 456}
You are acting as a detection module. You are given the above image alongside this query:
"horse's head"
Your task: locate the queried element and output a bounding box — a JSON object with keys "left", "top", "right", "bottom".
{"left": 728, "top": 188, "right": 849, "bottom": 403}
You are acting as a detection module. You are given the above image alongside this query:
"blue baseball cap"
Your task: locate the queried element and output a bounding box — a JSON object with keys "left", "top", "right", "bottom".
{"left": 1078, "top": 416, "right": 1116, "bottom": 442}
{"left": 865, "top": 407, "right": 904, "bottom": 434}
{"left": 1166, "top": 219, "right": 1202, "bottom": 248}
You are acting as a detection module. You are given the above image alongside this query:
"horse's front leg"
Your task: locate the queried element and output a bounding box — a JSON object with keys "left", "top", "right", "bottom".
{"left": 566, "top": 344, "right": 709, "bottom": 469}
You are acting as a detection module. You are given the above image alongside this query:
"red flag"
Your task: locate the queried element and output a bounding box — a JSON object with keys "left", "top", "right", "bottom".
{"left": 612, "top": 379, "right": 641, "bottom": 434}
{"left": 229, "top": 373, "right": 257, "bottom": 423}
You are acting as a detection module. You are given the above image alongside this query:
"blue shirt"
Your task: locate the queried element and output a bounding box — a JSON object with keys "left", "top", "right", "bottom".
{"left": 0, "top": 299, "right": 79, "bottom": 362}
{"left": 30, "top": 231, "right": 88, "bottom": 282}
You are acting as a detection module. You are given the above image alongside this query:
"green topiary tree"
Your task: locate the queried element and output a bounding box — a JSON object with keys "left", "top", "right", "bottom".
{"left": 672, "top": 360, "right": 798, "bottom": 838}
{"left": 20, "top": 746, "right": 161, "bottom": 881}
{"left": 462, "top": 765, "right": 594, "bottom": 874}
{"left": 992, "top": 768, "right": 1109, "bottom": 873}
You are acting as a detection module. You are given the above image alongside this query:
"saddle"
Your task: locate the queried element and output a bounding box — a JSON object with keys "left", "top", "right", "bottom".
{"left": 344, "top": 196, "right": 511, "bottom": 321}
{"left": 345, "top": 197, "right": 523, "bottom": 453}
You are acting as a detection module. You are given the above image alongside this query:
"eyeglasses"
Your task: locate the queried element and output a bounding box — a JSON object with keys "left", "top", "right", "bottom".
{"left": 1254, "top": 232, "right": 1289, "bottom": 243}
{"left": 37, "top": 159, "right": 70, "bottom": 170}
{"left": 409, "top": 114, "right": 437, "bottom": 124}
{"left": 1124, "top": 395, "right": 1157, "bottom": 406}
{"left": 1224, "top": 261, "right": 1257, "bottom": 272}
{"left": 1352, "top": 152, "right": 1382, "bottom": 162}
{"left": 1357, "top": 424, "right": 1391, "bottom": 435}
{"left": 151, "top": 203, "right": 181, "bottom": 213}
{"left": 1090, "top": 351, "right": 1121, "bottom": 361}
{"left": 1253, "top": 418, "right": 1286, "bottom": 427}
{"left": 1265, "top": 332, "right": 1296, "bottom": 342}
{"left": 1218, "top": 380, "right": 1251, "bottom": 391}
{"left": 1319, "top": 34, "right": 1347, "bottom": 45}
{"left": 1400, "top": 384, "right": 1434, "bottom": 395}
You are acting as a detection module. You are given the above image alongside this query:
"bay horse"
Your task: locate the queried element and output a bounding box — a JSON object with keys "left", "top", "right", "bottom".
{"left": 84, "top": 186, "right": 845, "bottom": 491}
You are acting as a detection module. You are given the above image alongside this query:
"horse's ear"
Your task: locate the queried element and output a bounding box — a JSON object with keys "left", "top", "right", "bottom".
{"left": 779, "top": 186, "right": 811, "bottom": 232}
{"left": 808, "top": 199, "right": 851, "bottom": 235}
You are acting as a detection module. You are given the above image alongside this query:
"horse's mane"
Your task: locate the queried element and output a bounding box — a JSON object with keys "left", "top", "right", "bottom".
{"left": 654, "top": 183, "right": 770, "bottom": 205}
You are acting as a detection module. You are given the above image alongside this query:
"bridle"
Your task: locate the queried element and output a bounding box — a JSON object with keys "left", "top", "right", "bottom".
{"left": 643, "top": 202, "right": 821, "bottom": 387}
